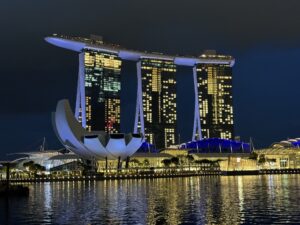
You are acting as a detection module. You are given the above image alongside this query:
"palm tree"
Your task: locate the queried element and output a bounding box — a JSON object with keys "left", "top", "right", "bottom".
{"left": 171, "top": 157, "right": 180, "bottom": 167}
{"left": 258, "top": 154, "right": 266, "bottom": 164}
{"left": 23, "top": 161, "right": 46, "bottom": 177}
{"left": 186, "top": 155, "right": 194, "bottom": 170}
{"left": 143, "top": 159, "right": 150, "bottom": 167}
{"left": 249, "top": 152, "right": 258, "bottom": 160}
{"left": 211, "top": 159, "right": 222, "bottom": 170}
{"left": 130, "top": 158, "right": 141, "bottom": 166}
{"left": 161, "top": 159, "right": 172, "bottom": 168}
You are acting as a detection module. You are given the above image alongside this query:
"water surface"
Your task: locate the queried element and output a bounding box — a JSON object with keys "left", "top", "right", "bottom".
{"left": 1, "top": 175, "right": 300, "bottom": 224}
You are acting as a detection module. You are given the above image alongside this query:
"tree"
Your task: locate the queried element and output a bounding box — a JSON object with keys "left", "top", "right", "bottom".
{"left": 249, "top": 152, "right": 258, "bottom": 160}
{"left": 23, "top": 161, "right": 45, "bottom": 176}
{"left": 171, "top": 157, "right": 180, "bottom": 166}
{"left": 195, "top": 159, "right": 212, "bottom": 164}
{"left": 211, "top": 159, "right": 223, "bottom": 170}
{"left": 161, "top": 159, "right": 172, "bottom": 167}
{"left": 186, "top": 154, "right": 194, "bottom": 163}
{"left": 34, "top": 164, "right": 46, "bottom": 172}
{"left": 143, "top": 159, "right": 150, "bottom": 167}
{"left": 186, "top": 154, "right": 194, "bottom": 170}
{"left": 130, "top": 158, "right": 141, "bottom": 166}
{"left": 258, "top": 154, "right": 266, "bottom": 164}
{"left": 23, "top": 161, "right": 34, "bottom": 169}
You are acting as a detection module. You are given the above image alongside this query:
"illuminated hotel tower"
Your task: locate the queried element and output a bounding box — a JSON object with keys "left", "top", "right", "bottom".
{"left": 82, "top": 50, "right": 122, "bottom": 133}
{"left": 195, "top": 51, "right": 234, "bottom": 139}
{"left": 139, "top": 58, "right": 177, "bottom": 149}
{"left": 72, "top": 36, "right": 122, "bottom": 133}
{"left": 46, "top": 35, "right": 235, "bottom": 148}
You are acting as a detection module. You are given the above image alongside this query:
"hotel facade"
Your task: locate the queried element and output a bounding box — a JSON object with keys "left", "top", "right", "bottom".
{"left": 46, "top": 34, "right": 235, "bottom": 149}
{"left": 196, "top": 58, "right": 234, "bottom": 140}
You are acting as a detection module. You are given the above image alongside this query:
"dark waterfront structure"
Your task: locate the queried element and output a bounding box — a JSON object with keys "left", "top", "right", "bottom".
{"left": 46, "top": 34, "right": 235, "bottom": 148}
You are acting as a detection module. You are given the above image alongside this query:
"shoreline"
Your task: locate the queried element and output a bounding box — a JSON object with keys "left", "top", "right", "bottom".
{"left": 3, "top": 168, "right": 300, "bottom": 183}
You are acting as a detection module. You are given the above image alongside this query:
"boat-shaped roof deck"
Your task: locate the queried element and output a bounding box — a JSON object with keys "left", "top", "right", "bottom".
{"left": 45, "top": 34, "right": 235, "bottom": 67}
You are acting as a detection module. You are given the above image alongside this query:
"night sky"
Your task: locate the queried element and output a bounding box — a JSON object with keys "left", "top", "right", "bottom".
{"left": 1, "top": 0, "right": 300, "bottom": 157}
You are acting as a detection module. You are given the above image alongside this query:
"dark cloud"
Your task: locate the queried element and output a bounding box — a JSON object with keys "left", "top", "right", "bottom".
{"left": 1, "top": 0, "right": 300, "bottom": 156}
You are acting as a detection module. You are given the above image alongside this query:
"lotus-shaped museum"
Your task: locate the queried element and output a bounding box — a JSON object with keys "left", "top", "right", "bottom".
{"left": 53, "top": 99, "right": 144, "bottom": 160}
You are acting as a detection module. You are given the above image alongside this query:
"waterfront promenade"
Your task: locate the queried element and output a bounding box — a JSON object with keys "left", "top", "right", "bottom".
{"left": 3, "top": 168, "right": 300, "bottom": 183}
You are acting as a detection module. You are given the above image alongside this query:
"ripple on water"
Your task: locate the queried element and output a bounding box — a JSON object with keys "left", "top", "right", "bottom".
{"left": 0, "top": 175, "right": 300, "bottom": 224}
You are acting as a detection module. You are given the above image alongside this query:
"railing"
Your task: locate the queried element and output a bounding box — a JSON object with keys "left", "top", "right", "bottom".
{"left": 0, "top": 168, "right": 221, "bottom": 183}
{"left": 259, "top": 168, "right": 300, "bottom": 174}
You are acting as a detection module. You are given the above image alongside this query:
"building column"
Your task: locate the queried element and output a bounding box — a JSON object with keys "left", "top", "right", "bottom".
{"left": 134, "top": 61, "right": 145, "bottom": 134}
{"left": 192, "top": 65, "right": 202, "bottom": 141}
{"left": 75, "top": 69, "right": 81, "bottom": 120}
{"left": 74, "top": 52, "right": 86, "bottom": 128}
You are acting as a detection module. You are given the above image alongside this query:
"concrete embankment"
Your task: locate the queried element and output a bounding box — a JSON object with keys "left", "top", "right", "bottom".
{"left": 4, "top": 169, "right": 300, "bottom": 183}
{"left": 4, "top": 171, "right": 221, "bottom": 183}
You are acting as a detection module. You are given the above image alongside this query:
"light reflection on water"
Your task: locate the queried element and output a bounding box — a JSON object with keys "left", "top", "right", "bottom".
{"left": 1, "top": 175, "right": 300, "bottom": 224}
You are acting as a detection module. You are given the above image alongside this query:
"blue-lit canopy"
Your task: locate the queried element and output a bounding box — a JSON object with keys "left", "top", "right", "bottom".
{"left": 136, "top": 141, "right": 159, "bottom": 153}
{"left": 291, "top": 142, "right": 300, "bottom": 147}
{"left": 180, "top": 138, "right": 251, "bottom": 153}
